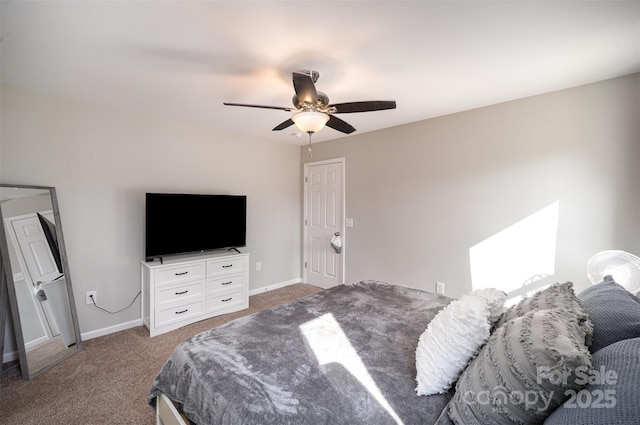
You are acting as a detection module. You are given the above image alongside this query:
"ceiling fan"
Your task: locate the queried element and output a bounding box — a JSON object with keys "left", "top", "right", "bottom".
{"left": 223, "top": 70, "right": 396, "bottom": 135}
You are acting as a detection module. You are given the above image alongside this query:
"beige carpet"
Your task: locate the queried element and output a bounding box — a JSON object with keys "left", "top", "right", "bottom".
{"left": 25, "top": 335, "right": 69, "bottom": 374}
{"left": 0, "top": 283, "right": 322, "bottom": 425}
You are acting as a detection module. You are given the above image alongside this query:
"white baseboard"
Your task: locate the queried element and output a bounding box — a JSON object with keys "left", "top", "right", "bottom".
{"left": 248, "top": 278, "right": 301, "bottom": 296}
{"left": 3, "top": 319, "right": 143, "bottom": 363}
{"left": 3, "top": 349, "right": 18, "bottom": 364}
{"left": 80, "top": 318, "right": 142, "bottom": 341}
{"left": 24, "top": 335, "right": 49, "bottom": 350}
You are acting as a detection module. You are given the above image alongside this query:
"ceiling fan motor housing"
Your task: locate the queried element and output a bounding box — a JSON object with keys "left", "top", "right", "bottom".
{"left": 292, "top": 92, "right": 330, "bottom": 111}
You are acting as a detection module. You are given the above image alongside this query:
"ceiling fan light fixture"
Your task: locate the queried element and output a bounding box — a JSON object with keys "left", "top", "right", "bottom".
{"left": 292, "top": 111, "right": 329, "bottom": 134}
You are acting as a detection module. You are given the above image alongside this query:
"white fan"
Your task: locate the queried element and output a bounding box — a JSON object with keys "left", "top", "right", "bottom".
{"left": 587, "top": 250, "right": 640, "bottom": 295}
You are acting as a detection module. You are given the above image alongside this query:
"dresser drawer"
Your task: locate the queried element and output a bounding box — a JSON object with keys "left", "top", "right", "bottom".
{"left": 155, "top": 263, "right": 205, "bottom": 286}
{"left": 205, "top": 289, "right": 245, "bottom": 313}
{"left": 206, "top": 274, "right": 245, "bottom": 294}
{"left": 156, "top": 300, "right": 204, "bottom": 328}
{"left": 207, "top": 257, "right": 247, "bottom": 277}
{"left": 156, "top": 280, "right": 204, "bottom": 310}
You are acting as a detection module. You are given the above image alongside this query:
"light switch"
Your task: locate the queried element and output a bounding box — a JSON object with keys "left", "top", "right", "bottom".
{"left": 345, "top": 218, "right": 354, "bottom": 228}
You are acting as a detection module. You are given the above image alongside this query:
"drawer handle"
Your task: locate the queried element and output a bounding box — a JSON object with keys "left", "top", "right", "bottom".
{"left": 175, "top": 309, "right": 188, "bottom": 314}
{"left": 174, "top": 271, "right": 189, "bottom": 276}
{"left": 221, "top": 281, "right": 232, "bottom": 286}
{"left": 221, "top": 297, "right": 232, "bottom": 302}
{"left": 175, "top": 290, "right": 189, "bottom": 295}
{"left": 222, "top": 264, "right": 233, "bottom": 268}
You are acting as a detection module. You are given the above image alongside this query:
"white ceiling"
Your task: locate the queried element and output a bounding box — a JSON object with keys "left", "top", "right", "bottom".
{"left": 2, "top": 1, "right": 639, "bottom": 145}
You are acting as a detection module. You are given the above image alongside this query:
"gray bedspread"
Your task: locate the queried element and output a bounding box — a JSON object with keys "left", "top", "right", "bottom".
{"left": 148, "top": 280, "right": 453, "bottom": 425}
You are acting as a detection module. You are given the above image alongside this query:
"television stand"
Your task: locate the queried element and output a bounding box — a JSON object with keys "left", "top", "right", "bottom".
{"left": 141, "top": 252, "right": 249, "bottom": 337}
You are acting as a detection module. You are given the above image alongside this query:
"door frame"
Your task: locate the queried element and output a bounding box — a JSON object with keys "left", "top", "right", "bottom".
{"left": 303, "top": 157, "right": 346, "bottom": 286}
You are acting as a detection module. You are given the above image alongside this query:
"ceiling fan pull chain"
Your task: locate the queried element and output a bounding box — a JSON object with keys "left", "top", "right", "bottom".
{"left": 307, "top": 132, "right": 313, "bottom": 158}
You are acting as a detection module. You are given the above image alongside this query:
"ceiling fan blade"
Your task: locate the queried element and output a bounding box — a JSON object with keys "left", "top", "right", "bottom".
{"left": 272, "top": 119, "right": 294, "bottom": 131}
{"left": 292, "top": 72, "right": 318, "bottom": 106}
{"left": 223, "top": 102, "right": 293, "bottom": 111}
{"left": 330, "top": 100, "right": 397, "bottom": 114}
{"left": 326, "top": 115, "right": 356, "bottom": 134}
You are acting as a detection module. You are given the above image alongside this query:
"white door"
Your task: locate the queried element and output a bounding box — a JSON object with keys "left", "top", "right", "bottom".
{"left": 11, "top": 213, "right": 62, "bottom": 285}
{"left": 14, "top": 212, "right": 77, "bottom": 346}
{"left": 7, "top": 212, "right": 63, "bottom": 343}
{"left": 304, "top": 159, "right": 344, "bottom": 289}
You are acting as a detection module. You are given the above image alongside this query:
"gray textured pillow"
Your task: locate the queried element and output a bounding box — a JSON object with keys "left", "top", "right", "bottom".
{"left": 543, "top": 337, "right": 640, "bottom": 425}
{"left": 496, "top": 282, "right": 586, "bottom": 328}
{"left": 448, "top": 308, "right": 593, "bottom": 425}
{"left": 577, "top": 275, "right": 640, "bottom": 353}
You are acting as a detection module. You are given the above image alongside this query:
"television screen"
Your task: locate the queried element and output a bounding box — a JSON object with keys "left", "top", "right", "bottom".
{"left": 37, "top": 213, "right": 63, "bottom": 274}
{"left": 145, "top": 193, "right": 246, "bottom": 260}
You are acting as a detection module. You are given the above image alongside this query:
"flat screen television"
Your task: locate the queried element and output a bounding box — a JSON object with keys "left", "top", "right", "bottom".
{"left": 37, "top": 212, "right": 63, "bottom": 274}
{"left": 145, "top": 193, "right": 246, "bottom": 261}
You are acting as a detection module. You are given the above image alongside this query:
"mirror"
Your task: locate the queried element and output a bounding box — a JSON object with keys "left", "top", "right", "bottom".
{"left": 0, "top": 184, "right": 82, "bottom": 379}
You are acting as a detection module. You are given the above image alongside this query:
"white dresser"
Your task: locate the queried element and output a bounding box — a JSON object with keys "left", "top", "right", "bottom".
{"left": 141, "top": 252, "right": 249, "bottom": 337}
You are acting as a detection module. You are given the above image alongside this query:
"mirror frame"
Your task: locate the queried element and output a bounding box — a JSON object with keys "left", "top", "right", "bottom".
{"left": 0, "top": 260, "right": 8, "bottom": 375}
{"left": 0, "top": 184, "right": 82, "bottom": 379}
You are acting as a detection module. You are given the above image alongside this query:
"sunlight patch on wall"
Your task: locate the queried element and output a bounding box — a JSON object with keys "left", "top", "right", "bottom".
{"left": 469, "top": 201, "right": 559, "bottom": 295}
{"left": 299, "top": 313, "right": 405, "bottom": 425}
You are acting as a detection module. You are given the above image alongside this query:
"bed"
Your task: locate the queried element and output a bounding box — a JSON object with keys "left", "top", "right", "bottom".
{"left": 148, "top": 280, "right": 454, "bottom": 425}
{"left": 150, "top": 277, "right": 640, "bottom": 425}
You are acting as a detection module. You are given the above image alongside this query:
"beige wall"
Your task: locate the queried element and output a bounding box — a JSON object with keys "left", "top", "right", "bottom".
{"left": 2, "top": 73, "right": 638, "bottom": 351}
{"left": 1, "top": 83, "right": 302, "bottom": 336}
{"left": 303, "top": 74, "right": 640, "bottom": 298}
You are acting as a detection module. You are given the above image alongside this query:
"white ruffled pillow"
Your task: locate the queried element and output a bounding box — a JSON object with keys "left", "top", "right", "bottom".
{"left": 415, "top": 288, "right": 506, "bottom": 396}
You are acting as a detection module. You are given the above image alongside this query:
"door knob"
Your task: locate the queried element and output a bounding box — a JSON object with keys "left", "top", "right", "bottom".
{"left": 330, "top": 232, "right": 342, "bottom": 254}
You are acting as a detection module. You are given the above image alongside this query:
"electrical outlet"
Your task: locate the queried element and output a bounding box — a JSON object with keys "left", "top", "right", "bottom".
{"left": 255, "top": 262, "right": 262, "bottom": 271}
{"left": 86, "top": 291, "right": 97, "bottom": 305}
{"left": 436, "top": 282, "right": 445, "bottom": 295}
